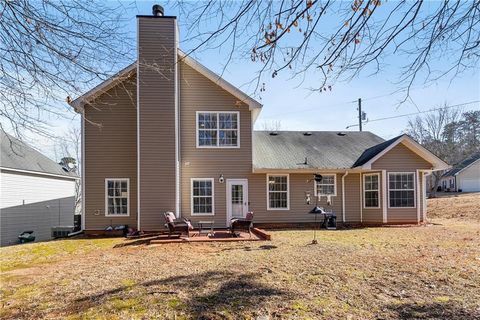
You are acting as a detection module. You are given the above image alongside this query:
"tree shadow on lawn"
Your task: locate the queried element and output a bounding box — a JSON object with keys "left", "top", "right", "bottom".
{"left": 386, "top": 301, "right": 480, "bottom": 320}
{"left": 70, "top": 270, "right": 289, "bottom": 318}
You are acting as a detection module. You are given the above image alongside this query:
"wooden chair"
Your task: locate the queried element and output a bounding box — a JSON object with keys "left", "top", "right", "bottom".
{"left": 163, "top": 212, "right": 191, "bottom": 238}
{"left": 230, "top": 211, "right": 254, "bottom": 237}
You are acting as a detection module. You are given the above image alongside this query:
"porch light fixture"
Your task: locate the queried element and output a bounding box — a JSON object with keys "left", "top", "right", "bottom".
{"left": 218, "top": 174, "right": 225, "bottom": 184}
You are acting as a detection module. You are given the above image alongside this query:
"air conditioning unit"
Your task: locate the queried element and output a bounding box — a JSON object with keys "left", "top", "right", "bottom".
{"left": 51, "top": 226, "right": 74, "bottom": 238}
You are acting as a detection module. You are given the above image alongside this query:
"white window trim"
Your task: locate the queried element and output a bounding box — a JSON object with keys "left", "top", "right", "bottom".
{"left": 363, "top": 173, "right": 381, "bottom": 209}
{"left": 266, "top": 174, "right": 290, "bottom": 210}
{"left": 105, "top": 178, "right": 130, "bottom": 217}
{"left": 387, "top": 172, "right": 416, "bottom": 208}
{"left": 196, "top": 111, "right": 240, "bottom": 149}
{"left": 314, "top": 174, "right": 337, "bottom": 197}
{"left": 191, "top": 178, "right": 215, "bottom": 216}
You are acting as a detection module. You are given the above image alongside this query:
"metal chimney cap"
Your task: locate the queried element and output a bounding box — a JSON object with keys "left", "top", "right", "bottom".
{"left": 152, "top": 4, "right": 164, "bottom": 16}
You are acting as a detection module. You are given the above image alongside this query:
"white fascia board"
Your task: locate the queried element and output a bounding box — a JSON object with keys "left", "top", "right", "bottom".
{"left": 361, "top": 135, "right": 450, "bottom": 171}
{"left": 68, "top": 51, "right": 263, "bottom": 115}
{"left": 178, "top": 50, "right": 263, "bottom": 111}
{"left": 69, "top": 63, "right": 137, "bottom": 113}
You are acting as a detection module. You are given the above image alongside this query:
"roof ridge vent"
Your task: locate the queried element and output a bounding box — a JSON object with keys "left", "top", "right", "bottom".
{"left": 337, "top": 132, "right": 346, "bottom": 136}
{"left": 269, "top": 131, "right": 278, "bottom": 136}
{"left": 303, "top": 132, "right": 312, "bottom": 136}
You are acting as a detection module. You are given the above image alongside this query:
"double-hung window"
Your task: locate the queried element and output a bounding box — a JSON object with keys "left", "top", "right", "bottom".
{"left": 197, "top": 112, "right": 239, "bottom": 147}
{"left": 105, "top": 178, "right": 129, "bottom": 216}
{"left": 267, "top": 175, "right": 289, "bottom": 210}
{"left": 315, "top": 174, "right": 336, "bottom": 196}
{"left": 364, "top": 173, "right": 380, "bottom": 208}
{"left": 191, "top": 178, "right": 214, "bottom": 215}
{"left": 388, "top": 173, "right": 415, "bottom": 208}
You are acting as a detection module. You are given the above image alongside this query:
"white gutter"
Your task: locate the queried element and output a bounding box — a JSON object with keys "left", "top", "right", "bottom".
{"left": 341, "top": 171, "right": 349, "bottom": 223}
{"left": 0, "top": 167, "right": 79, "bottom": 181}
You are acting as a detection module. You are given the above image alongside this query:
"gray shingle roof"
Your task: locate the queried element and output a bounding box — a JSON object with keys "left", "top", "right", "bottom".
{"left": 442, "top": 152, "right": 480, "bottom": 177}
{"left": 253, "top": 131, "right": 386, "bottom": 170}
{"left": 1, "top": 131, "right": 78, "bottom": 179}
{"left": 352, "top": 134, "right": 404, "bottom": 167}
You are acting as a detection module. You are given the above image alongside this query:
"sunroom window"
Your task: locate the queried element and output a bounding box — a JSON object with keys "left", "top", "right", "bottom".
{"left": 364, "top": 174, "right": 380, "bottom": 208}
{"left": 388, "top": 173, "right": 415, "bottom": 207}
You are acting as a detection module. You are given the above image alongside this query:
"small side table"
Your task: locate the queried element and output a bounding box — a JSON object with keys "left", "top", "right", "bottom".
{"left": 198, "top": 221, "right": 215, "bottom": 237}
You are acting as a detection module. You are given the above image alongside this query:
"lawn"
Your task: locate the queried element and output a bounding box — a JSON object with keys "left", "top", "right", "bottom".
{"left": 1, "top": 195, "right": 479, "bottom": 319}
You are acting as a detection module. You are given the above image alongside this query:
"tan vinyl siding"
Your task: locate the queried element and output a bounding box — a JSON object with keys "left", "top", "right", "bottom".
{"left": 138, "top": 17, "right": 177, "bottom": 230}
{"left": 371, "top": 143, "right": 433, "bottom": 170}
{"left": 250, "top": 173, "right": 343, "bottom": 224}
{"left": 361, "top": 172, "right": 383, "bottom": 223}
{"left": 344, "top": 173, "right": 361, "bottom": 223}
{"left": 371, "top": 143, "right": 432, "bottom": 224}
{"left": 179, "top": 61, "right": 252, "bottom": 228}
{"left": 84, "top": 76, "right": 137, "bottom": 230}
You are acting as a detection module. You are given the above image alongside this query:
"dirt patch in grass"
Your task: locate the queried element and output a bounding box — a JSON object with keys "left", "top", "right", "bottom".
{"left": 1, "top": 219, "right": 479, "bottom": 319}
{"left": 427, "top": 192, "right": 480, "bottom": 220}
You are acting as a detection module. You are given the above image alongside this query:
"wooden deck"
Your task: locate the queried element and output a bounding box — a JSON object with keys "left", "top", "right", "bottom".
{"left": 118, "top": 228, "right": 271, "bottom": 246}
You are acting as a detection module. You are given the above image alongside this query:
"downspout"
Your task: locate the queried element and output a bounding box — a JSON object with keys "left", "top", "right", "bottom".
{"left": 341, "top": 171, "right": 349, "bottom": 223}
{"left": 174, "top": 20, "right": 180, "bottom": 218}
{"left": 136, "top": 18, "right": 141, "bottom": 231}
{"left": 81, "top": 109, "right": 85, "bottom": 232}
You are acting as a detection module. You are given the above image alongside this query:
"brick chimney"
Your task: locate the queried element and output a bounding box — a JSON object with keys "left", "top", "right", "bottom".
{"left": 137, "top": 5, "right": 179, "bottom": 230}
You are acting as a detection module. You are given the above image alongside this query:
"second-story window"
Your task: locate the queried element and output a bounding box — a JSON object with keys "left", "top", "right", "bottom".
{"left": 197, "top": 112, "right": 239, "bottom": 148}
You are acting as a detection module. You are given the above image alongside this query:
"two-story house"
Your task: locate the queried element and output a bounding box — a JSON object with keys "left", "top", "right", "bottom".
{"left": 70, "top": 6, "right": 449, "bottom": 232}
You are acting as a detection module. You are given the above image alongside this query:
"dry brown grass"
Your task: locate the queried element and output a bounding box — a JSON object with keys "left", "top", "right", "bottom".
{"left": 1, "top": 198, "right": 480, "bottom": 319}
{"left": 427, "top": 192, "right": 480, "bottom": 220}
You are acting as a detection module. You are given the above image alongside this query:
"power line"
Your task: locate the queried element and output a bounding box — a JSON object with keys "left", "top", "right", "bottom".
{"left": 264, "top": 86, "right": 428, "bottom": 119}
{"left": 345, "top": 100, "right": 480, "bottom": 128}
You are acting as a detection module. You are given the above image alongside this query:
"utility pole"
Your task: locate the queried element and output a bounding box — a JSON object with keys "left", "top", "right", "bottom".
{"left": 358, "top": 98, "right": 362, "bottom": 131}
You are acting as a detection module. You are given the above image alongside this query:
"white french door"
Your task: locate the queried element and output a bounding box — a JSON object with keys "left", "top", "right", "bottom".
{"left": 226, "top": 179, "right": 248, "bottom": 224}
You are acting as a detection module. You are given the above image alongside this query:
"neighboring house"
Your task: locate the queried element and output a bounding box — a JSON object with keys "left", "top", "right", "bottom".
{"left": 441, "top": 153, "right": 480, "bottom": 192}
{"left": 0, "top": 131, "right": 78, "bottom": 246}
{"left": 70, "top": 7, "right": 449, "bottom": 232}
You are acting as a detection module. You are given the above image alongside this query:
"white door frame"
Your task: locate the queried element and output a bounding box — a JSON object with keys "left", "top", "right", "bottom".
{"left": 226, "top": 179, "right": 249, "bottom": 225}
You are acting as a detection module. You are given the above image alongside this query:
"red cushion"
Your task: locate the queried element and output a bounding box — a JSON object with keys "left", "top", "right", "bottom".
{"left": 246, "top": 211, "right": 254, "bottom": 220}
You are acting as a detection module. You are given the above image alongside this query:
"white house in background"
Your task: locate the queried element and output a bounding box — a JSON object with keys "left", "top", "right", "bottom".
{"left": 441, "top": 152, "right": 480, "bottom": 192}
{"left": 0, "top": 131, "right": 79, "bottom": 246}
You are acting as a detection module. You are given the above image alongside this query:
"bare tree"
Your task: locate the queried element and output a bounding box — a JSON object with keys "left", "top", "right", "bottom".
{"left": 54, "top": 126, "right": 82, "bottom": 214}
{"left": 0, "top": 0, "right": 135, "bottom": 138}
{"left": 406, "top": 105, "right": 480, "bottom": 194}
{"left": 261, "top": 120, "right": 282, "bottom": 131}
{"left": 175, "top": 1, "right": 480, "bottom": 98}
{"left": 2, "top": 1, "right": 478, "bottom": 139}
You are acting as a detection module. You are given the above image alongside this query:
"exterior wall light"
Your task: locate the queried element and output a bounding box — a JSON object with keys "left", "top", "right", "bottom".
{"left": 219, "top": 174, "right": 225, "bottom": 184}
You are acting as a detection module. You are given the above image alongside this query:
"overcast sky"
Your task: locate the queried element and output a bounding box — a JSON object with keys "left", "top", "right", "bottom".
{"left": 26, "top": 1, "right": 480, "bottom": 158}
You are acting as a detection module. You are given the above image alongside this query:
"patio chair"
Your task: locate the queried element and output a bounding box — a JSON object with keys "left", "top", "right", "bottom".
{"left": 230, "top": 211, "right": 254, "bottom": 237}
{"left": 163, "top": 212, "right": 193, "bottom": 238}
